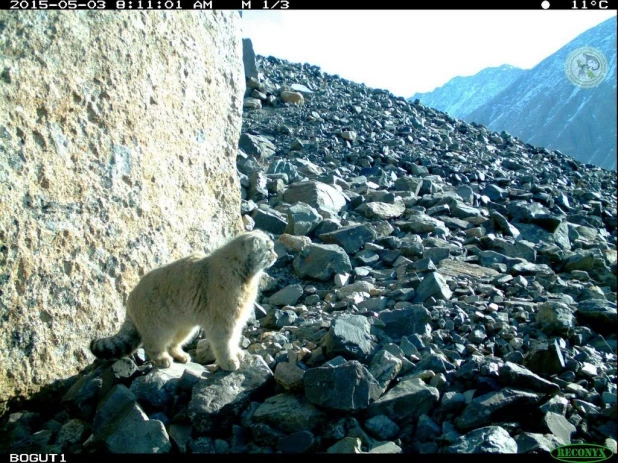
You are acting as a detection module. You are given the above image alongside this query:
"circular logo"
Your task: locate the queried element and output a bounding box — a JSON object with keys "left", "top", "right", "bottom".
{"left": 565, "top": 47, "right": 608, "bottom": 89}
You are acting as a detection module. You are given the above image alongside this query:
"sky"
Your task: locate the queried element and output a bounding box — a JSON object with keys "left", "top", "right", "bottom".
{"left": 241, "top": 10, "right": 617, "bottom": 97}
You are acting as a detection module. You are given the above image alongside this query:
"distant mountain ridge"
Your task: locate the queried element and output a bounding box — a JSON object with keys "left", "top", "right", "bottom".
{"left": 410, "top": 17, "right": 617, "bottom": 170}
{"left": 410, "top": 64, "right": 527, "bottom": 119}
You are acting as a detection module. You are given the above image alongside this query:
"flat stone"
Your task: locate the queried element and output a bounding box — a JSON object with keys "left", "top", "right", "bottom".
{"left": 498, "top": 361, "right": 560, "bottom": 393}
{"left": 536, "top": 301, "right": 575, "bottom": 335}
{"left": 394, "top": 215, "right": 449, "bottom": 235}
{"left": 356, "top": 200, "right": 406, "bottom": 220}
{"left": 268, "top": 284, "right": 304, "bottom": 306}
{"left": 304, "top": 360, "right": 381, "bottom": 411}
{"left": 277, "top": 431, "right": 316, "bottom": 454}
{"left": 455, "top": 388, "right": 541, "bottom": 431}
{"left": 414, "top": 272, "right": 452, "bottom": 302}
{"left": 515, "top": 432, "right": 562, "bottom": 453}
{"left": 285, "top": 202, "right": 322, "bottom": 236}
{"left": 239, "top": 133, "right": 276, "bottom": 158}
{"left": 378, "top": 305, "right": 432, "bottom": 339}
{"left": 130, "top": 362, "right": 205, "bottom": 411}
{"left": 327, "top": 437, "right": 362, "bottom": 453}
{"left": 367, "top": 377, "right": 439, "bottom": 424}
{"left": 293, "top": 243, "right": 352, "bottom": 281}
{"left": 368, "top": 441, "right": 402, "bottom": 453}
{"left": 369, "top": 349, "right": 403, "bottom": 393}
{"left": 252, "top": 393, "right": 325, "bottom": 433}
{"left": 274, "top": 362, "right": 305, "bottom": 391}
{"left": 188, "top": 356, "right": 273, "bottom": 433}
{"left": 438, "top": 260, "right": 500, "bottom": 279}
{"left": 324, "top": 314, "right": 376, "bottom": 361}
{"left": 364, "top": 415, "right": 400, "bottom": 441}
{"left": 446, "top": 426, "right": 517, "bottom": 453}
{"left": 543, "top": 412, "right": 576, "bottom": 445}
{"left": 319, "top": 224, "right": 376, "bottom": 254}
{"left": 284, "top": 181, "right": 347, "bottom": 215}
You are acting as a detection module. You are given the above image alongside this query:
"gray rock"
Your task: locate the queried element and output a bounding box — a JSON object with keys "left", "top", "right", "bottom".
{"left": 251, "top": 207, "right": 288, "bottom": 235}
{"left": 364, "top": 415, "right": 400, "bottom": 441}
{"left": 575, "top": 300, "right": 617, "bottom": 333}
{"left": 268, "top": 284, "right": 304, "bottom": 306}
{"left": 379, "top": 305, "right": 432, "bottom": 339}
{"left": 323, "top": 314, "right": 377, "bottom": 361}
{"left": 262, "top": 309, "right": 297, "bottom": 329}
{"left": 446, "top": 426, "right": 517, "bottom": 454}
{"left": 415, "top": 414, "right": 441, "bottom": 442}
{"left": 491, "top": 211, "right": 520, "bottom": 237}
{"left": 278, "top": 431, "right": 316, "bottom": 453}
{"left": 253, "top": 393, "right": 325, "bottom": 433}
{"left": 564, "top": 252, "right": 595, "bottom": 272}
{"left": 239, "top": 133, "right": 276, "bottom": 158}
{"left": 285, "top": 202, "right": 322, "bottom": 236}
{"left": 242, "top": 38, "right": 258, "bottom": 80}
{"left": 543, "top": 412, "right": 576, "bottom": 445}
{"left": 394, "top": 176, "right": 423, "bottom": 194}
{"left": 394, "top": 215, "right": 449, "bottom": 235}
{"left": 368, "top": 441, "right": 403, "bottom": 453}
{"left": 284, "top": 181, "right": 347, "bottom": 215}
{"left": 536, "top": 301, "right": 575, "bottom": 335}
{"left": 327, "top": 437, "right": 362, "bottom": 453}
{"left": 524, "top": 340, "right": 566, "bottom": 376}
{"left": 268, "top": 159, "right": 300, "bottom": 183}
{"left": 367, "top": 377, "right": 439, "bottom": 423}
{"left": 499, "top": 361, "right": 560, "bottom": 393}
{"left": 492, "top": 238, "right": 536, "bottom": 262}
{"left": 455, "top": 388, "right": 542, "bottom": 430}
{"left": 94, "top": 402, "right": 171, "bottom": 453}
{"left": 515, "top": 432, "right": 562, "bottom": 453}
{"left": 189, "top": 436, "right": 215, "bottom": 454}
{"left": 56, "top": 419, "right": 87, "bottom": 447}
{"left": 274, "top": 362, "right": 305, "bottom": 391}
{"left": 188, "top": 355, "right": 273, "bottom": 433}
{"left": 130, "top": 362, "right": 205, "bottom": 410}
{"left": 414, "top": 272, "right": 452, "bottom": 303}
{"left": 369, "top": 349, "right": 403, "bottom": 393}
{"left": 169, "top": 424, "right": 192, "bottom": 453}
{"left": 304, "top": 360, "right": 381, "bottom": 411}
{"left": 61, "top": 369, "right": 104, "bottom": 420}
{"left": 319, "top": 224, "right": 376, "bottom": 254}
{"left": 293, "top": 243, "right": 352, "bottom": 281}
{"left": 356, "top": 201, "right": 406, "bottom": 220}
{"left": 93, "top": 384, "right": 138, "bottom": 438}
{"left": 441, "top": 391, "right": 467, "bottom": 413}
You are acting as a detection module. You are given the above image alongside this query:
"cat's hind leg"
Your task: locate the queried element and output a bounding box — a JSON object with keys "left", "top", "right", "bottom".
{"left": 168, "top": 327, "right": 197, "bottom": 364}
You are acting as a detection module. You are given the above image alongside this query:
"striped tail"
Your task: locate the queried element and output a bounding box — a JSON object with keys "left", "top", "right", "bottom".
{"left": 90, "top": 319, "right": 142, "bottom": 360}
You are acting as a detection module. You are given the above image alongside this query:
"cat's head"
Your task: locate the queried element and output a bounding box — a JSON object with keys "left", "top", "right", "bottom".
{"left": 238, "top": 230, "right": 278, "bottom": 276}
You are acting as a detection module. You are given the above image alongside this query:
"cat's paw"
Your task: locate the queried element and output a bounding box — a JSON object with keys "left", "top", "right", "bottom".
{"left": 170, "top": 348, "right": 191, "bottom": 364}
{"left": 218, "top": 357, "right": 241, "bottom": 371}
{"left": 173, "top": 352, "right": 191, "bottom": 364}
{"left": 153, "top": 356, "right": 172, "bottom": 368}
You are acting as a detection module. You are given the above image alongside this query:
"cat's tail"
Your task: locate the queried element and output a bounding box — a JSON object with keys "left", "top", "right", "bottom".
{"left": 90, "top": 319, "right": 142, "bottom": 360}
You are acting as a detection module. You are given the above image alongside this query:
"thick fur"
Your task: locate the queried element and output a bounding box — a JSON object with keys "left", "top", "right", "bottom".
{"left": 89, "top": 230, "right": 277, "bottom": 371}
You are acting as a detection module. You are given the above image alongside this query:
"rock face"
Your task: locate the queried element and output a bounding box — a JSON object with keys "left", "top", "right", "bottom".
{"left": 0, "top": 12, "right": 245, "bottom": 404}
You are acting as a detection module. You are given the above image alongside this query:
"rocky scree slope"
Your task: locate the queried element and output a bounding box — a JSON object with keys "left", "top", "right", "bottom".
{"left": 1, "top": 55, "right": 617, "bottom": 455}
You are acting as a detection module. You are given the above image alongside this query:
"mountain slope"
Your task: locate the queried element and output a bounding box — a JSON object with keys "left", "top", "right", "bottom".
{"left": 410, "top": 64, "right": 527, "bottom": 119}
{"left": 466, "top": 17, "right": 617, "bottom": 170}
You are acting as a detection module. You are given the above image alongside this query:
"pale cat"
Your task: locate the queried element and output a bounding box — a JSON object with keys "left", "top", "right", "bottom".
{"left": 90, "top": 230, "right": 277, "bottom": 371}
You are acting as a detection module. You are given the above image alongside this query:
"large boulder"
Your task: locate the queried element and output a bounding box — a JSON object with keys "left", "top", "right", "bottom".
{"left": 0, "top": 11, "right": 245, "bottom": 405}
